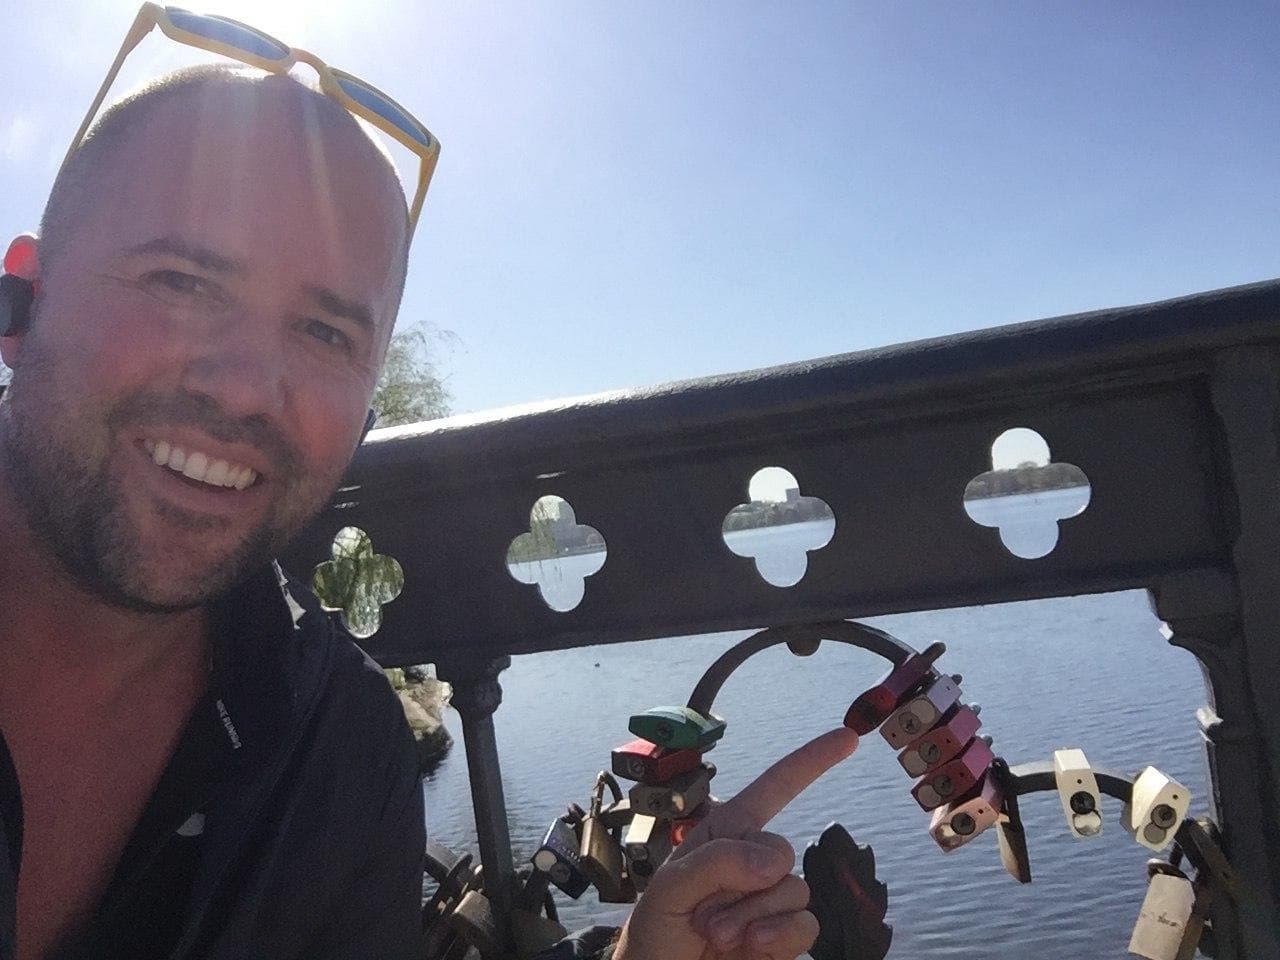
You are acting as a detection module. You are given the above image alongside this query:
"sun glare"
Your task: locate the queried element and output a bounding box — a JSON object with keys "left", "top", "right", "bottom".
{"left": 187, "top": 0, "right": 322, "bottom": 41}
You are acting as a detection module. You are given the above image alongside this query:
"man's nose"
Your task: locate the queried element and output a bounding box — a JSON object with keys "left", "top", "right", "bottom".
{"left": 178, "top": 321, "right": 289, "bottom": 420}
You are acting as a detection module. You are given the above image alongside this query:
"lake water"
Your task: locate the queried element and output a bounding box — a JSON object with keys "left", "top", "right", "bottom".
{"left": 427, "top": 504, "right": 1211, "bottom": 958}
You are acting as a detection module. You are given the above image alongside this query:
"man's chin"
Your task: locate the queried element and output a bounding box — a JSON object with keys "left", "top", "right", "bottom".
{"left": 80, "top": 533, "right": 280, "bottom": 613}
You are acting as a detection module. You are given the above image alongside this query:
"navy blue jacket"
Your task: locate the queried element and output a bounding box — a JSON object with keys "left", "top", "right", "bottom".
{"left": 1, "top": 565, "right": 426, "bottom": 960}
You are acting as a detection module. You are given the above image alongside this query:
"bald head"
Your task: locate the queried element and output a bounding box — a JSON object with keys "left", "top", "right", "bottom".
{"left": 39, "top": 64, "right": 410, "bottom": 317}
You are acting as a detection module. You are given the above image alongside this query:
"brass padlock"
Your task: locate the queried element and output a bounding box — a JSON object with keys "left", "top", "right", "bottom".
{"left": 449, "top": 888, "right": 504, "bottom": 958}
{"left": 579, "top": 771, "right": 629, "bottom": 902}
{"left": 511, "top": 909, "right": 569, "bottom": 959}
{"left": 1128, "top": 866, "right": 1202, "bottom": 960}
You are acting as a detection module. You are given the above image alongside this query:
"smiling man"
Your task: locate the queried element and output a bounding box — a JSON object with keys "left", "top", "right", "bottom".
{"left": 0, "top": 38, "right": 856, "bottom": 960}
{"left": 0, "top": 67, "right": 424, "bottom": 960}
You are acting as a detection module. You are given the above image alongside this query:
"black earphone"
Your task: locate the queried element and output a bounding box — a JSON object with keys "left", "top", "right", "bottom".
{"left": 359, "top": 408, "right": 378, "bottom": 444}
{"left": 0, "top": 274, "right": 34, "bottom": 337}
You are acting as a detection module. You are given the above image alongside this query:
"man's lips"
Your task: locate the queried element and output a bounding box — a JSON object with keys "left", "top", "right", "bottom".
{"left": 140, "top": 437, "right": 260, "bottom": 491}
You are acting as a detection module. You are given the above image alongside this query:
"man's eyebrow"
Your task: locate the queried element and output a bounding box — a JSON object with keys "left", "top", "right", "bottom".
{"left": 303, "top": 284, "right": 374, "bottom": 330}
{"left": 124, "top": 236, "right": 248, "bottom": 277}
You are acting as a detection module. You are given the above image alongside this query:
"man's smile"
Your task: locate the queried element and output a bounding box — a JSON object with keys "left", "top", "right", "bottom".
{"left": 141, "top": 437, "right": 259, "bottom": 490}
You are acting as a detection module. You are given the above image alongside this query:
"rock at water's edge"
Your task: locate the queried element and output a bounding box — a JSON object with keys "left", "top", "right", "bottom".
{"left": 387, "top": 666, "right": 453, "bottom": 774}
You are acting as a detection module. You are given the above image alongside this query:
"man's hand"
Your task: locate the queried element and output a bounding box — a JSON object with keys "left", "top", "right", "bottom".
{"left": 612, "top": 727, "right": 860, "bottom": 960}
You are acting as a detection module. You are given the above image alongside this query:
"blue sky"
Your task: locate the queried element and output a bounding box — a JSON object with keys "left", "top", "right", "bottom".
{"left": 4, "top": 2, "right": 1278, "bottom": 415}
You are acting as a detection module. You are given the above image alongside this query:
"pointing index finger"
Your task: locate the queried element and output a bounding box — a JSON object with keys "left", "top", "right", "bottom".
{"left": 719, "top": 727, "right": 860, "bottom": 832}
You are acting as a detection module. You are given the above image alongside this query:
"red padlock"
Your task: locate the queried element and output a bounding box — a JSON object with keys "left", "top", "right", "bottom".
{"left": 898, "top": 703, "right": 983, "bottom": 777}
{"left": 911, "top": 737, "right": 994, "bottom": 811}
{"left": 611, "top": 738, "right": 703, "bottom": 784}
{"left": 844, "top": 642, "right": 945, "bottom": 734}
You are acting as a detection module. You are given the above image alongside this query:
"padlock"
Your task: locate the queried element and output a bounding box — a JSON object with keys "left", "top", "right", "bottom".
{"left": 911, "top": 737, "right": 994, "bottom": 811}
{"left": 579, "top": 772, "right": 629, "bottom": 902}
{"left": 844, "top": 642, "right": 945, "bottom": 734}
{"left": 612, "top": 737, "right": 704, "bottom": 783}
{"left": 1128, "top": 868, "right": 1201, "bottom": 960}
{"left": 532, "top": 816, "right": 591, "bottom": 899}
{"left": 601, "top": 797, "right": 633, "bottom": 831}
{"left": 670, "top": 807, "right": 706, "bottom": 847}
{"left": 449, "top": 888, "right": 505, "bottom": 957}
{"left": 624, "top": 813, "right": 674, "bottom": 890}
{"left": 1124, "top": 767, "right": 1191, "bottom": 852}
{"left": 979, "top": 757, "right": 1031, "bottom": 884}
{"left": 512, "top": 909, "right": 569, "bottom": 958}
{"left": 928, "top": 771, "right": 1003, "bottom": 850}
{"left": 1054, "top": 748, "right": 1103, "bottom": 838}
{"left": 629, "top": 762, "right": 715, "bottom": 818}
{"left": 629, "top": 706, "right": 726, "bottom": 750}
{"left": 898, "top": 703, "right": 982, "bottom": 777}
{"left": 880, "top": 674, "right": 962, "bottom": 749}
{"left": 509, "top": 866, "right": 569, "bottom": 957}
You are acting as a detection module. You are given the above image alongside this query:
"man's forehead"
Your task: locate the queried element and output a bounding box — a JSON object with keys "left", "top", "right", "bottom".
{"left": 82, "top": 81, "right": 407, "bottom": 319}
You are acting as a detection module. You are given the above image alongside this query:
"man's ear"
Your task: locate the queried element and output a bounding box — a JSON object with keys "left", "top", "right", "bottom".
{"left": 1, "top": 234, "right": 41, "bottom": 366}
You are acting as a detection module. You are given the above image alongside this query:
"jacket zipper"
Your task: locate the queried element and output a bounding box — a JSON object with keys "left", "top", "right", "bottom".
{"left": 165, "top": 634, "right": 334, "bottom": 959}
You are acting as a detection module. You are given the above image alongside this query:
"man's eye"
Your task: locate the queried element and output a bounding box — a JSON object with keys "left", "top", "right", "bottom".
{"left": 304, "top": 319, "right": 353, "bottom": 351}
{"left": 143, "top": 270, "right": 222, "bottom": 302}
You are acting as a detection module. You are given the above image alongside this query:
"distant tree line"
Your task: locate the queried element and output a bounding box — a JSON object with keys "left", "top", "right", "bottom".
{"left": 723, "top": 496, "right": 834, "bottom": 532}
{"left": 966, "top": 462, "right": 1088, "bottom": 499}
{"left": 507, "top": 519, "right": 606, "bottom": 563}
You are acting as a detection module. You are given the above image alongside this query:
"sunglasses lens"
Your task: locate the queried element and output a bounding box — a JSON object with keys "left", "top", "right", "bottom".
{"left": 167, "top": 8, "right": 290, "bottom": 61}
{"left": 335, "top": 75, "right": 433, "bottom": 147}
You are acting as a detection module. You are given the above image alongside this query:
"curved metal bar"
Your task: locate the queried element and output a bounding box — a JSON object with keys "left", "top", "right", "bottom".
{"left": 1006, "top": 760, "right": 1135, "bottom": 805}
{"left": 687, "top": 620, "right": 917, "bottom": 715}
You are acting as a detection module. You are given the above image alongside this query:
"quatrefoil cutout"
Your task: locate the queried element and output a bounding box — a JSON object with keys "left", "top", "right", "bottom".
{"left": 722, "top": 467, "right": 836, "bottom": 587}
{"left": 312, "top": 526, "right": 404, "bottom": 639}
{"left": 506, "top": 495, "right": 607, "bottom": 612}
{"left": 963, "top": 428, "right": 1091, "bottom": 559}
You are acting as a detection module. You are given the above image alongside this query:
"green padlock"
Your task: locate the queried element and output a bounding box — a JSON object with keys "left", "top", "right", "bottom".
{"left": 628, "top": 706, "right": 726, "bottom": 750}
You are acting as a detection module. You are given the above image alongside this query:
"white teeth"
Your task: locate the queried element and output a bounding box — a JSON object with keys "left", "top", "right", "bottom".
{"left": 144, "top": 438, "right": 259, "bottom": 490}
{"left": 205, "top": 459, "right": 230, "bottom": 486}
{"left": 183, "top": 451, "right": 209, "bottom": 481}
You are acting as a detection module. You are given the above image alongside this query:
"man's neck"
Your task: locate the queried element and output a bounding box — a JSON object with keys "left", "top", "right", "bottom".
{"left": 0, "top": 486, "right": 209, "bottom": 709}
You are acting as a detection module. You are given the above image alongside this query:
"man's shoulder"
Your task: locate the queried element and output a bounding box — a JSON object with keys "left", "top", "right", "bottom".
{"left": 216, "top": 563, "right": 412, "bottom": 747}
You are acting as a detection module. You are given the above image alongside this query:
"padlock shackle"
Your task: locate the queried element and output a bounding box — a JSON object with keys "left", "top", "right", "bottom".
{"left": 1006, "top": 760, "right": 1136, "bottom": 804}
{"left": 590, "top": 770, "right": 623, "bottom": 813}
{"left": 687, "top": 620, "right": 922, "bottom": 716}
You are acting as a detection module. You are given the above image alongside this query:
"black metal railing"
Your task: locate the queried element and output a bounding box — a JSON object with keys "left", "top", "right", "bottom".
{"left": 287, "top": 277, "right": 1280, "bottom": 957}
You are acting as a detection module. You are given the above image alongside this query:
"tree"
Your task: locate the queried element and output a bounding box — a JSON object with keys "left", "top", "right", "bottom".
{"left": 371, "top": 323, "right": 453, "bottom": 427}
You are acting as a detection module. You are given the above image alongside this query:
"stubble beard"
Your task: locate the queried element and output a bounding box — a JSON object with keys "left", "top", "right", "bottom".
{"left": 0, "top": 369, "right": 334, "bottom": 613}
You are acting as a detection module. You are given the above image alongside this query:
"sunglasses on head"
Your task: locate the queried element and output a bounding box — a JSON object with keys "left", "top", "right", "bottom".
{"left": 65, "top": 3, "right": 440, "bottom": 242}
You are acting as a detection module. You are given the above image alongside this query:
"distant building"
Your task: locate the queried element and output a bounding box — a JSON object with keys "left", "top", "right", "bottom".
{"left": 784, "top": 486, "right": 800, "bottom": 502}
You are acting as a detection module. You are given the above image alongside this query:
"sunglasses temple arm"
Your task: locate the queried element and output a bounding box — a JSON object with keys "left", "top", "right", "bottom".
{"left": 60, "top": 8, "right": 158, "bottom": 171}
{"left": 407, "top": 151, "right": 438, "bottom": 243}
